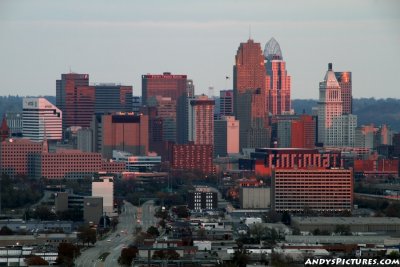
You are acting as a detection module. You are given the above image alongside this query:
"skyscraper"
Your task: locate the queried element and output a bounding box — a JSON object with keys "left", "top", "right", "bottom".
{"left": 188, "top": 95, "right": 215, "bottom": 145}
{"left": 219, "top": 90, "right": 234, "bottom": 116}
{"left": 56, "top": 73, "right": 94, "bottom": 130}
{"left": 335, "top": 71, "right": 352, "bottom": 114}
{"left": 142, "top": 73, "right": 187, "bottom": 143}
{"left": 233, "top": 39, "right": 270, "bottom": 149}
{"left": 94, "top": 84, "right": 133, "bottom": 113}
{"left": 214, "top": 116, "right": 239, "bottom": 157}
{"left": 318, "top": 63, "right": 343, "bottom": 146}
{"left": 22, "top": 97, "right": 62, "bottom": 142}
{"left": 264, "top": 38, "right": 291, "bottom": 115}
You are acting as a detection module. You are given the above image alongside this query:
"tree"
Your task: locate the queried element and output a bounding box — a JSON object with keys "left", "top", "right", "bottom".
{"left": 232, "top": 248, "right": 250, "bottom": 267}
{"left": 118, "top": 246, "right": 138, "bottom": 266}
{"left": 25, "top": 256, "right": 49, "bottom": 266}
{"left": 334, "top": 225, "right": 351, "bottom": 236}
{"left": 312, "top": 228, "right": 321, "bottom": 236}
{"left": 56, "top": 242, "right": 80, "bottom": 266}
{"left": 175, "top": 205, "right": 190, "bottom": 218}
{"left": 0, "top": 226, "right": 13, "bottom": 235}
{"left": 146, "top": 226, "right": 160, "bottom": 237}
{"left": 249, "top": 223, "right": 266, "bottom": 243}
{"left": 281, "top": 211, "right": 291, "bottom": 225}
{"left": 152, "top": 249, "right": 180, "bottom": 260}
{"left": 77, "top": 226, "right": 97, "bottom": 246}
{"left": 197, "top": 228, "right": 207, "bottom": 240}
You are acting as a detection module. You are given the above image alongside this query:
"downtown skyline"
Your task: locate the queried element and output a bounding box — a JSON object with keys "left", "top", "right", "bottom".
{"left": 0, "top": 0, "right": 399, "bottom": 99}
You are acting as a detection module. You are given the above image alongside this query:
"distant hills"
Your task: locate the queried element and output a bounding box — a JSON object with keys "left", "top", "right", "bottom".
{"left": 1, "top": 96, "right": 399, "bottom": 131}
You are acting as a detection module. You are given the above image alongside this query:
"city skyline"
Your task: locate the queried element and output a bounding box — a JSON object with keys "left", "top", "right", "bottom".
{"left": 1, "top": 0, "right": 399, "bottom": 99}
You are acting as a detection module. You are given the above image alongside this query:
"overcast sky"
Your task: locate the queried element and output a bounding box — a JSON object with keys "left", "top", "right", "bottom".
{"left": 0, "top": 0, "right": 399, "bottom": 99}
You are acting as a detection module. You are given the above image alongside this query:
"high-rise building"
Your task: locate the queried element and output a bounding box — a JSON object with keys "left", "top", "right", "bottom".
{"left": 94, "top": 84, "right": 133, "bottom": 113}
{"left": 272, "top": 168, "right": 353, "bottom": 213}
{"left": 91, "top": 112, "right": 148, "bottom": 159}
{"left": 264, "top": 38, "right": 291, "bottom": 115}
{"left": 214, "top": 116, "right": 239, "bottom": 157}
{"left": 355, "top": 124, "right": 377, "bottom": 149}
{"left": 291, "top": 115, "right": 316, "bottom": 149}
{"left": 92, "top": 177, "right": 114, "bottom": 215}
{"left": 187, "top": 79, "right": 195, "bottom": 98}
{"left": 22, "top": 98, "right": 62, "bottom": 142}
{"left": 188, "top": 95, "right": 215, "bottom": 145}
{"left": 335, "top": 71, "right": 352, "bottom": 114}
{"left": 142, "top": 73, "right": 188, "bottom": 143}
{"left": 56, "top": 73, "right": 94, "bottom": 130}
{"left": 188, "top": 190, "right": 218, "bottom": 211}
{"left": 0, "top": 116, "right": 10, "bottom": 142}
{"left": 393, "top": 133, "right": 400, "bottom": 157}
{"left": 219, "top": 90, "right": 234, "bottom": 116}
{"left": 5, "top": 113, "right": 22, "bottom": 137}
{"left": 234, "top": 39, "right": 270, "bottom": 150}
{"left": 132, "top": 96, "right": 142, "bottom": 113}
{"left": 318, "top": 63, "right": 344, "bottom": 147}
{"left": 148, "top": 96, "right": 177, "bottom": 142}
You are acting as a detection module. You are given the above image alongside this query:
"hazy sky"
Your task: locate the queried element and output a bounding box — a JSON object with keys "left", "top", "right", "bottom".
{"left": 0, "top": 0, "right": 399, "bottom": 99}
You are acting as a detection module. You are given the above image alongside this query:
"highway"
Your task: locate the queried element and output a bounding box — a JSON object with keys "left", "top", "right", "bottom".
{"left": 75, "top": 200, "right": 158, "bottom": 267}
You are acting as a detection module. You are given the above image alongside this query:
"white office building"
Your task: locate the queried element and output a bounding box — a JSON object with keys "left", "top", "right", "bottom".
{"left": 92, "top": 177, "right": 114, "bottom": 215}
{"left": 23, "top": 98, "right": 62, "bottom": 142}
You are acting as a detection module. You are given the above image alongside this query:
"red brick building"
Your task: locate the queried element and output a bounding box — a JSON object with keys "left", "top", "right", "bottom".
{"left": 353, "top": 159, "right": 399, "bottom": 178}
{"left": 170, "top": 143, "right": 215, "bottom": 174}
{"left": 0, "top": 138, "right": 45, "bottom": 177}
{"left": 31, "top": 149, "right": 126, "bottom": 179}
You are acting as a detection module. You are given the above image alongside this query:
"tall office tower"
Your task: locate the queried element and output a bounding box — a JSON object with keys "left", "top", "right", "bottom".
{"left": 219, "top": 90, "right": 234, "bottom": 116}
{"left": 22, "top": 98, "right": 62, "bottom": 142}
{"left": 376, "top": 124, "right": 394, "bottom": 146}
{"left": 188, "top": 95, "right": 215, "bottom": 145}
{"left": 264, "top": 38, "right": 291, "bottom": 115}
{"left": 0, "top": 116, "right": 10, "bottom": 142}
{"left": 291, "top": 115, "right": 316, "bottom": 149}
{"left": 393, "top": 133, "right": 400, "bottom": 157}
{"left": 333, "top": 114, "right": 357, "bottom": 147}
{"left": 318, "top": 63, "right": 343, "bottom": 147}
{"left": 142, "top": 73, "right": 187, "bottom": 143}
{"left": 214, "top": 116, "right": 239, "bottom": 157}
{"left": 148, "top": 96, "right": 177, "bottom": 142}
{"left": 170, "top": 143, "right": 215, "bottom": 174}
{"left": 5, "top": 113, "right": 23, "bottom": 136}
{"left": 92, "top": 177, "right": 114, "bottom": 215}
{"left": 335, "top": 71, "right": 352, "bottom": 114}
{"left": 94, "top": 84, "right": 133, "bottom": 113}
{"left": 132, "top": 96, "right": 142, "bottom": 113}
{"left": 91, "top": 112, "right": 148, "bottom": 159}
{"left": 56, "top": 73, "right": 94, "bottom": 130}
{"left": 187, "top": 79, "right": 195, "bottom": 97}
{"left": 233, "top": 39, "right": 270, "bottom": 149}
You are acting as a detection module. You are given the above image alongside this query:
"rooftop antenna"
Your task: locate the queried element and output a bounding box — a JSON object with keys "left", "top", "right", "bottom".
{"left": 249, "top": 25, "right": 252, "bottom": 40}
{"left": 208, "top": 86, "right": 214, "bottom": 99}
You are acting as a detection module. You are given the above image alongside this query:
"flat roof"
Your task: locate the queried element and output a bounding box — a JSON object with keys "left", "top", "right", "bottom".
{"left": 292, "top": 217, "right": 400, "bottom": 225}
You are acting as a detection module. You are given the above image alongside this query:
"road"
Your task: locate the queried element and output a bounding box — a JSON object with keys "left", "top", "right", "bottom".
{"left": 75, "top": 201, "right": 137, "bottom": 267}
{"left": 75, "top": 200, "right": 159, "bottom": 267}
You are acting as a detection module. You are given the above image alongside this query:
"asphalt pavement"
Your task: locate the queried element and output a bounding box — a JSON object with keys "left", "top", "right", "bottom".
{"left": 75, "top": 200, "right": 159, "bottom": 267}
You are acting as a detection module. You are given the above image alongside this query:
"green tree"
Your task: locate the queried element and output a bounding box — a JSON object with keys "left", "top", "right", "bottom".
{"left": 56, "top": 242, "right": 80, "bottom": 266}
{"left": 118, "top": 246, "right": 138, "bottom": 266}
{"left": 77, "top": 226, "right": 97, "bottom": 246}
{"left": 146, "top": 226, "right": 160, "bottom": 237}
{"left": 249, "top": 223, "right": 266, "bottom": 243}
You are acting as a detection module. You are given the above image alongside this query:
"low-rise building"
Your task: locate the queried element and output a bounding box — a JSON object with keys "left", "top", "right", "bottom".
{"left": 239, "top": 187, "right": 270, "bottom": 209}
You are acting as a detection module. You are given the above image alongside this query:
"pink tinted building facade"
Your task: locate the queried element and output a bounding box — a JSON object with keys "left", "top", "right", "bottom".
{"left": 264, "top": 38, "right": 291, "bottom": 115}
